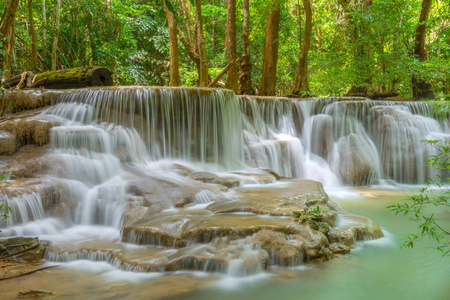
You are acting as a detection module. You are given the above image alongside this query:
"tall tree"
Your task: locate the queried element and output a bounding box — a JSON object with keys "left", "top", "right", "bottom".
{"left": 292, "top": 0, "right": 312, "bottom": 95}
{"left": 27, "top": 0, "right": 38, "bottom": 71}
{"left": 260, "top": 0, "right": 281, "bottom": 96}
{"left": 4, "top": 17, "right": 15, "bottom": 80}
{"left": 238, "top": 0, "right": 254, "bottom": 95}
{"left": 0, "top": 0, "right": 20, "bottom": 41}
{"left": 42, "top": 0, "right": 47, "bottom": 55}
{"left": 225, "top": 0, "right": 238, "bottom": 93}
{"left": 412, "top": 0, "right": 434, "bottom": 99}
{"left": 52, "top": 0, "right": 62, "bottom": 70}
{"left": 164, "top": 0, "right": 180, "bottom": 86}
{"left": 195, "top": 0, "right": 209, "bottom": 87}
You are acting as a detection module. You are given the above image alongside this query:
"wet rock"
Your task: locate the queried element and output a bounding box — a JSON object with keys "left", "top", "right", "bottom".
{"left": 310, "top": 114, "right": 334, "bottom": 159}
{"left": 1, "top": 89, "right": 59, "bottom": 113}
{"left": 188, "top": 172, "right": 219, "bottom": 183}
{"left": 338, "top": 134, "right": 378, "bottom": 186}
{"left": 252, "top": 230, "right": 302, "bottom": 266}
{"left": 213, "top": 176, "right": 241, "bottom": 188}
{"left": 0, "top": 237, "right": 50, "bottom": 263}
{"left": 18, "top": 289, "right": 54, "bottom": 298}
{"left": 0, "top": 131, "right": 16, "bottom": 155}
{"left": 329, "top": 243, "right": 350, "bottom": 254}
{"left": 262, "top": 168, "right": 281, "bottom": 180}
{"left": 0, "top": 117, "right": 60, "bottom": 155}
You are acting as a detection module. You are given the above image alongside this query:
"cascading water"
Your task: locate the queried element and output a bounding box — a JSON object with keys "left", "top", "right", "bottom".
{"left": 239, "top": 96, "right": 449, "bottom": 186}
{"left": 1, "top": 87, "right": 449, "bottom": 282}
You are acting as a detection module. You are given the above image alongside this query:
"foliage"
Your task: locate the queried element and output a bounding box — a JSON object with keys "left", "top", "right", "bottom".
{"left": 0, "top": 0, "right": 449, "bottom": 97}
{"left": 292, "top": 206, "right": 328, "bottom": 223}
{"left": 388, "top": 105, "right": 450, "bottom": 256}
{"left": 0, "top": 174, "right": 12, "bottom": 226}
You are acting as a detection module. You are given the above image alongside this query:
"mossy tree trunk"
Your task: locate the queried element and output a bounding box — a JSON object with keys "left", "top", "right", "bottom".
{"left": 412, "top": 0, "right": 435, "bottom": 100}
{"left": 292, "top": 0, "right": 312, "bottom": 96}
{"left": 225, "top": 0, "right": 238, "bottom": 93}
{"left": 238, "top": 0, "right": 254, "bottom": 95}
{"left": 260, "top": 0, "right": 281, "bottom": 96}
{"left": 2, "top": 67, "right": 114, "bottom": 89}
{"left": 51, "top": 0, "right": 61, "bottom": 70}
{"left": 27, "top": 0, "right": 38, "bottom": 72}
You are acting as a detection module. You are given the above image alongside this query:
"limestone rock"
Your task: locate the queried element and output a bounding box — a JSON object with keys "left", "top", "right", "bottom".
{"left": 338, "top": 134, "right": 378, "bottom": 186}
{"left": 18, "top": 289, "right": 54, "bottom": 298}
{"left": 252, "top": 230, "right": 302, "bottom": 266}
{"left": 0, "top": 117, "right": 60, "bottom": 155}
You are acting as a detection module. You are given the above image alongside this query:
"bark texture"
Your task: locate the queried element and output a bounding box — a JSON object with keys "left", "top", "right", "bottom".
{"left": 195, "top": 0, "right": 209, "bottom": 87}
{"left": 412, "top": 0, "right": 434, "bottom": 99}
{"left": 225, "top": 0, "right": 238, "bottom": 93}
{"left": 260, "top": 1, "right": 281, "bottom": 96}
{"left": 292, "top": 0, "right": 312, "bottom": 95}
{"left": 2, "top": 67, "right": 114, "bottom": 89}
{"left": 238, "top": 0, "right": 254, "bottom": 95}
{"left": 0, "top": 0, "right": 20, "bottom": 41}
{"left": 3, "top": 17, "right": 15, "bottom": 80}
{"left": 27, "top": 0, "right": 38, "bottom": 71}
{"left": 164, "top": 1, "right": 180, "bottom": 86}
{"left": 51, "top": 0, "right": 62, "bottom": 70}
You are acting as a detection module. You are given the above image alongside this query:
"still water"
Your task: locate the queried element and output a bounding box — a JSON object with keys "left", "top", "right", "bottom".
{"left": 1, "top": 189, "right": 449, "bottom": 300}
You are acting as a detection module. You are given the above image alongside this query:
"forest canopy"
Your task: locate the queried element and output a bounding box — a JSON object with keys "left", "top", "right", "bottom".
{"left": 0, "top": 0, "right": 449, "bottom": 99}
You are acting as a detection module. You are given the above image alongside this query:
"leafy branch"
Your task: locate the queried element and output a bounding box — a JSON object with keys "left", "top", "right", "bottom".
{"left": 388, "top": 140, "right": 450, "bottom": 256}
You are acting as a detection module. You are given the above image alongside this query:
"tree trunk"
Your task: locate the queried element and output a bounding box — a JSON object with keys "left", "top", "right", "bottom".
{"left": 225, "top": 0, "right": 238, "bottom": 93}
{"left": 195, "top": 0, "right": 209, "bottom": 87}
{"left": 164, "top": 1, "right": 180, "bottom": 86}
{"left": 3, "top": 18, "right": 15, "bottom": 80}
{"left": 27, "top": 0, "right": 38, "bottom": 71}
{"left": 2, "top": 67, "right": 114, "bottom": 89}
{"left": 260, "top": 1, "right": 281, "bottom": 96}
{"left": 292, "top": 0, "right": 312, "bottom": 95}
{"left": 42, "top": 0, "right": 47, "bottom": 55}
{"left": 238, "top": 0, "right": 254, "bottom": 95}
{"left": 0, "top": 0, "right": 20, "bottom": 41}
{"left": 51, "top": 0, "right": 62, "bottom": 70}
{"left": 412, "top": 0, "right": 434, "bottom": 99}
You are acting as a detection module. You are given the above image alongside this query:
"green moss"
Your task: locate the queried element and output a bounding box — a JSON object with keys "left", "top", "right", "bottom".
{"left": 35, "top": 66, "right": 100, "bottom": 82}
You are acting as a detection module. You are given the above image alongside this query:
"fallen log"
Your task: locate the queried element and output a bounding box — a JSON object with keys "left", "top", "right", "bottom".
{"left": 1, "top": 67, "right": 114, "bottom": 89}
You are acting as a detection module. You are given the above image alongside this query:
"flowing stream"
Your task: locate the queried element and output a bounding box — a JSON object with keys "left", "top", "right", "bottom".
{"left": 1, "top": 87, "right": 449, "bottom": 298}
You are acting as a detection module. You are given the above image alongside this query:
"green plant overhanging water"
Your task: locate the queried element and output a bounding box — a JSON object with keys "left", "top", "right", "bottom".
{"left": 0, "top": 174, "right": 12, "bottom": 226}
{"left": 389, "top": 139, "right": 450, "bottom": 256}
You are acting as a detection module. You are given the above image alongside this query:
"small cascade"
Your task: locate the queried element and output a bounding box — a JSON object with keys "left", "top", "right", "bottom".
{"left": 238, "top": 96, "right": 449, "bottom": 185}
{"left": 44, "top": 87, "right": 244, "bottom": 169}
{"left": 193, "top": 190, "right": 216, "bottom": 204}
{"left": 1, "top": 192, "right": 45, "bottom": 226}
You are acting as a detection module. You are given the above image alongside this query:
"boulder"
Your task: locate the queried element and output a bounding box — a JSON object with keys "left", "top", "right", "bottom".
{"left": 338, "top": 134, "right": 378, "bottom": 186}
{"left": 17, "top": 290, "right": 54, "bottom": 298}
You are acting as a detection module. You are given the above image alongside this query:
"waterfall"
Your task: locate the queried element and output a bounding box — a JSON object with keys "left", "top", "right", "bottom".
{"left": 239, "top": 96, "right": 449, "bottom": 185}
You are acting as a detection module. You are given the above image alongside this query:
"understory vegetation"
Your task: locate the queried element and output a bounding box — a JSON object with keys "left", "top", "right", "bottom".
{"left": 0, "top": 0, "right": 449, "bottom": 98}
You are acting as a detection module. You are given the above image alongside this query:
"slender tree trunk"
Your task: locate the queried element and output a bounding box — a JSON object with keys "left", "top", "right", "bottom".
{"left": 292, "top": 0, "right": 312, "bottom": 95}
{"left": 27, "top": 0, "right": 38, "bottom": 71}
{"left": 195, "top": 0, "right": 209, "bottom": 87}
{"left": 42, "top": 0, "right": 47, "bottom": 55}
{"left": 51, "top": 0, "right": 62, "bottom": 70}
{"left": 4, "top": 18, "right": 15, "bottom": 80}
{"left": 0, "top": 0, "right": 20, "bottom": 41}
{"left": 238, "top": 0, "right": 254, "bottom": 95}
{"left": 260, "top": 0, "right": 281, "bottom": 96}
{"left": 225, "top": 0, "right": 238, "bottom": 93}
{"left": 412, "top": 0, "right": 434, "bottom": 99}
{"left": 164, "top": 2, "right": 180, "bottom": 86}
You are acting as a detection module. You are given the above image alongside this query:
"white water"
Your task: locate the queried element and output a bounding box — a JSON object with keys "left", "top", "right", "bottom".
{"left": 1, "top": 87, "right": 449, "bottom": 279}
